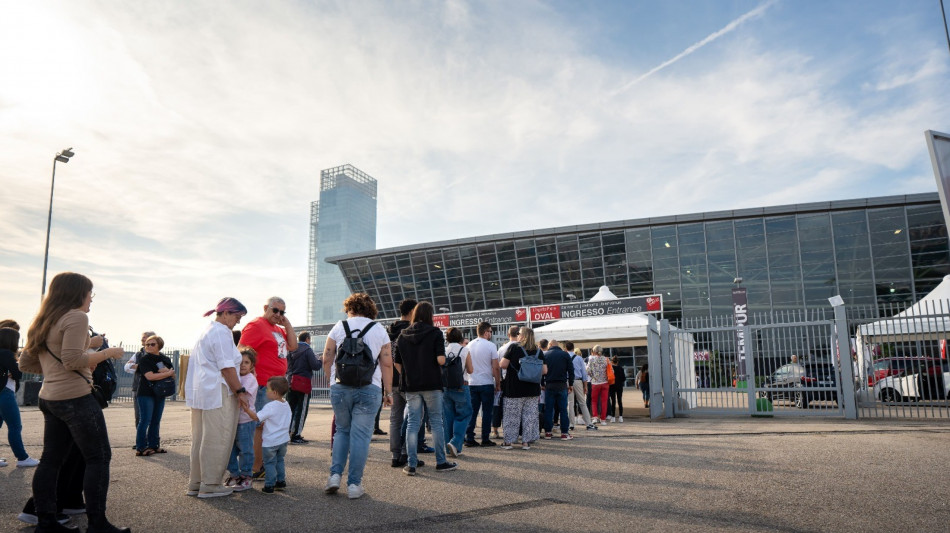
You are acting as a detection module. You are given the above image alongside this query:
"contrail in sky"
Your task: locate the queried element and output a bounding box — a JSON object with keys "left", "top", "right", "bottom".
{"left": 612, "top": 0, "right": 778, "bottom": 95}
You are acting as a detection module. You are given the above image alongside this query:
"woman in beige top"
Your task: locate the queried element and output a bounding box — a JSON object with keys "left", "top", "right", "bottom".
{"left": 19, "top": 272, "right": 129, "bottom": 533}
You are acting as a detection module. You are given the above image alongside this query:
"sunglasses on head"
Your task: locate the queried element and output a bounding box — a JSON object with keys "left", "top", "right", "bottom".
{"left": 270, "top": 307, "right": 286, "bottom": 316}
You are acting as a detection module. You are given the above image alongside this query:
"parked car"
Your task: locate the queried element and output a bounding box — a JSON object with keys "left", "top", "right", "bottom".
{"left": 760, "top": 362, "right": 839, "bottom": 409}
{"left": 760, "top": 363, "right": 805, "bottom": 403}
{"left": 868, "top": 357, "right": 942, "bottom": 386}
{"left": 873, "top": 360, "right": 949, "bottom": 403}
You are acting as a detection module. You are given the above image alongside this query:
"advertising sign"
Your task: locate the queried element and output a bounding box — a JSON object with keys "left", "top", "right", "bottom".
{"left": 433, "top": 307, "right": 528, "bottom": 328}
{"left": 529, "top": 294, "right": 662, "bottom": 323}
{"left": 732, "top": 287, "right": 748, "bottom": 379}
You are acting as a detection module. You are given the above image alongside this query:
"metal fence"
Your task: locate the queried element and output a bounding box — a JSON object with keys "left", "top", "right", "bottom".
{"left": 648, "top": 302, "right": 950, "bottom": 420}
{"left": 21, "top": 348, "right": 334, "bottom": 406}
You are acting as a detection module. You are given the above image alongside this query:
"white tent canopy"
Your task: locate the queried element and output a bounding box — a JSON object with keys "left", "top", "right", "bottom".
{"left": 857, "top": 275, "right": 950, "bottom": 342}
{"left": 534, "top": 286, "right": 697, "bottom": 408}
{"left": 855, "top": 275, "right": 950, "bottom": 388}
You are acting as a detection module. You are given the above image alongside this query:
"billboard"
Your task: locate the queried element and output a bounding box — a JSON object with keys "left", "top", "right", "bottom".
{"left": 529, "top": 294, "right": 662, "bottom": 322}
{"left": 926, "top": 130, "right": 950, "bottom": 226}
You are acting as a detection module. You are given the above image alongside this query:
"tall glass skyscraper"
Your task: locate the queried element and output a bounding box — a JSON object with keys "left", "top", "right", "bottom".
{"left": 308, "top": 164, "right": 377, "bottom": 325}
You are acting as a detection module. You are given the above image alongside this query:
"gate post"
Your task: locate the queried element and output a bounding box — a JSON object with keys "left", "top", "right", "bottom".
{"left": 833, "top": 302, "right": 858, "bottom": 419}
{"left": 744, "top": 325, "right": 757, "bottom": 415}
{"left": 646, "top": 315, "right": 663, "bottom": 419}
{"left": 661, "top": 319, "right": 675, "bottom": 419}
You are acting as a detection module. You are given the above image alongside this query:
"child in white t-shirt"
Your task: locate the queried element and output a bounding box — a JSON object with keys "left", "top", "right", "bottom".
{"left": 242, "top": 375, "right": 291, "bottom": 493}
{"left": 226, "top": 347, "right": 259, "bottom": 492}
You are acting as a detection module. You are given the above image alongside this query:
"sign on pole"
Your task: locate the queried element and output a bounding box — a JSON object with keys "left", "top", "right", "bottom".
{"left": 732, "top": 287, "right": 748, "bottom": 384}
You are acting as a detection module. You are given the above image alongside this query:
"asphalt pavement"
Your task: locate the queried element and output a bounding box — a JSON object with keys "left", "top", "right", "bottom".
{"left": 2, "top": 402, "right": 949, "bottom": 532}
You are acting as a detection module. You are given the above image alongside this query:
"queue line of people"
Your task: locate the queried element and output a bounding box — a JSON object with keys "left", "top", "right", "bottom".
{"left": 9, "top": 278, "right": 638, "bottom": 532}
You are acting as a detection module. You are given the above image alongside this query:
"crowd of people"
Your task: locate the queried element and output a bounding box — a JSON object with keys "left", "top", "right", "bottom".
{"left": 5, "top": 274, "right": 638, "bottom": 531}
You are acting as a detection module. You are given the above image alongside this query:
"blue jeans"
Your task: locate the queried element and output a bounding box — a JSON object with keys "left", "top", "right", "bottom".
{"left": 443, "top": 386, "right": 472, "bottom": 453}
{"left": 466, "top": 384, "right": 494, "bottom": 443}
{"left": 261, "top": 442, "right": 287, "bottom": 487}
{"left": 227, "top": 421, "right": 256, "bottom": 477}
{"left": 544, "top": 387, "right": 570, "bottom": 434}
{"left": 330, "top": 384, "right": 381, "bottom": 486}
{"left": 0, "top": 387, "right": 28, "bottom": 460}
{"left": 406, "top": 390, "right": 446, "bottom": 468}
{"left": 135, "top": 394, "right": 165, "bottom": 451}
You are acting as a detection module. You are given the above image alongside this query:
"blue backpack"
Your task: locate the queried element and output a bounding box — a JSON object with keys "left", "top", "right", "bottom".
{"left": 517, "top": 347, "right": 544, "bottom": 384}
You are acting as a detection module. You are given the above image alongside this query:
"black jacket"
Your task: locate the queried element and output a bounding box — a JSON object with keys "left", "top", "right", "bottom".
{"left": 288, "top": 342, "right": 322, "bottom": 377}
{"left": 388, "top": 320, "right": 411, "bottom": 388}
{"left": 394, "top": 323, "right": 445, "bottom": 392}
{"left": 0, "top": 348, "right": 22, "bottom": 392}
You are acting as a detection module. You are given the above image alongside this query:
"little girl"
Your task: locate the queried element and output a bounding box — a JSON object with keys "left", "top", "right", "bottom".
{"left": 225, "top": 347, "right": 258, "bottom": 492}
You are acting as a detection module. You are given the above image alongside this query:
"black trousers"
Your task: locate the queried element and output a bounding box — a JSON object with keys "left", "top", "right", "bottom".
{"left": 22, "top": 443, "right": 85, "bottom": 514}
{"left": 286, "top": 389, "right": 310, "bottom": 437}
{"left": 34, "top": 394, "right": 111, "bottom": 517}
{"left": 608, "top": 386, "right": 624, "bottom": 417}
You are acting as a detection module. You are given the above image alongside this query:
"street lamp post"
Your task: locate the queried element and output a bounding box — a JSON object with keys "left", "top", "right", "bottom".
{"left": 41, "top": 148, "right": 75, "bottom": 301}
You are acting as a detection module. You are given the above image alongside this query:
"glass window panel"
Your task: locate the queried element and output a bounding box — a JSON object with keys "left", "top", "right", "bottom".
{"left": 536, "top": 237, "right": 557, "bottom": 256}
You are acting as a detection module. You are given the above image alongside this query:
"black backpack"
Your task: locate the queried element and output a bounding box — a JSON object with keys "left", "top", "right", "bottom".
{"left": 90, "top": 330, "right": 118, "bottom": 404}
{"left": 442, "top": 346, "right": 465, "bottom": 390}
{"left": 334, "top": 321, "right": 378, "bottom": 387}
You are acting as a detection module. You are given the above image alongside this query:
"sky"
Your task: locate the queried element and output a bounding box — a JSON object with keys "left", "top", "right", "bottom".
{"left": 1, "top": 0, "right": 949, "bottom": 348}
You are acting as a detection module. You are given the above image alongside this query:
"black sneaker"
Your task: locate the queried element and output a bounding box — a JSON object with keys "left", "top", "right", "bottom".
{"left": 290, "top": 436, "right": 306, "bottom": 445}
{"left": 402, "top": 466, "right": 416, "bottom": 476}
{"left": 436, "top": 462, "right": 458, "bottom": 472}
{"left": 251, "top": 469, "right": 266, "bottom": 481}
{"left": 262, "top": 485, "right": 275, "bottom": 494}
{"left": 480, "top": 440, "right": 497, "bottom": 447}
{"left": 275, "top": 481, "right": 286, "bottom": 491}
{"left": 416, "top": 459, "right": 425, "bottom": 467}
{"left": 464, "top": 440, "right": 480, "bottom": 447}
{"left": 373, "top": 428, "right": 387, "bottom": 435}
{"left": 391, "top": 457, "right": 407, "bottom": 468}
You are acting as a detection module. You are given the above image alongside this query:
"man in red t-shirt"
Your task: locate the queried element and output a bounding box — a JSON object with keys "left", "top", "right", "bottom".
{"left": 239, "top": 296, "right": 297, "bottom": 478}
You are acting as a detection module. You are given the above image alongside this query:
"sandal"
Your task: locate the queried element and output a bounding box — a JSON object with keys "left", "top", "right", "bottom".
{"left": 154, "top": 448, "right": 167, "bottom": 454}
{"left": 135, "top": 450, "right": 145, "bottom": 457}
{"left": 142, "top": 448, "right": 156, "bottom": 456}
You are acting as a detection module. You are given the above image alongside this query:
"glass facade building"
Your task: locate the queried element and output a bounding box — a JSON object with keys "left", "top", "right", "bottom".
{"left": 308, "top": 164, "right": 377, "bottom": 325}
{"left": 326, "top": 193, "right": 950, "bottom": 326}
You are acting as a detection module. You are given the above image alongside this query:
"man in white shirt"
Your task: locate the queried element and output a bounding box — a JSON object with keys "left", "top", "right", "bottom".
{"left": 465, "top": 322, "right": 500, "bottom": 447}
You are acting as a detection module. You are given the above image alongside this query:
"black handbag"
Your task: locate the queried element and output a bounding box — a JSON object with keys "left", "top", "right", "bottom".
{"left": 148, "top": 376, "right": 176, "bottom": 398}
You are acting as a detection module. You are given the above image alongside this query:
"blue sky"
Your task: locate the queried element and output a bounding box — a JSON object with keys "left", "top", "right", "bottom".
{"left": 1, "top": 0, "right": 948, "bottom": 347}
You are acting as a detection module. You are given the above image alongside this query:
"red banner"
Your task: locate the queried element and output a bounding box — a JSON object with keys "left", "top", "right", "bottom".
{"left": 531, "top": 305, "right": 561, "bottom": 322}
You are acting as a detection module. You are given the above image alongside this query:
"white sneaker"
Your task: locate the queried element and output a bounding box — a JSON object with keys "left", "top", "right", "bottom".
{"left": 17, "top": 457, "right": 39, "bottom": 468}
{"left": 446, "top": 442, "right": 458, "bottom": 457}
{"left": 324, "top": 473, "right": 341, "bottom": 494}
{"left": 197, "top": 486, "right": 233, "bottom": 499}
{"left": 347, "top": 484, "right": 365, "bottom": 499}
{"left": 618, "top": 416, "right": 624, "bottom": 423}
{"left": 231, "top": 476, "right": 252, "bottom": 492}
{"left": 609, "top": 416, "right": 616, "bottom": 423}
{"left": 0, "top": 458, "right": 7, "bottom": 467}
{"left": 592, "top": 417, "right": 599, "bottom": 424}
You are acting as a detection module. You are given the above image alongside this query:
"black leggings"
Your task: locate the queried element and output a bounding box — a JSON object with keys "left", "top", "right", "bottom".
{"left": 607, "top": 386, "right": 624, "bottom": 417}
{"left": 34, "top": 394, "right": 111, "bottom": 517}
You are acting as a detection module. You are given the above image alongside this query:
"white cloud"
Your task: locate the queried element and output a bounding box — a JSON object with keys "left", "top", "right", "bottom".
{"left": 0, "top": 0, "right": 948, "bottom": 345}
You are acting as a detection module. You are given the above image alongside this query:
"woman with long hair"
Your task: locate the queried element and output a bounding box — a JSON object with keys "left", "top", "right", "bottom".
{"left": 498, "top": 327, "right": 546, "bottom": 450}
{"left": 18, "top": 272, "right": 128, "bottom": 533}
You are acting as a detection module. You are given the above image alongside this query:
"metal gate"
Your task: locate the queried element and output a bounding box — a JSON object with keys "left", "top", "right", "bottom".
{"left": 646, "top": 309, "right": 859, "bottom": 419}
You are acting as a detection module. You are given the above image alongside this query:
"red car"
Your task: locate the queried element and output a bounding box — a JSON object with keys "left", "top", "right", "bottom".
{"left": 869, "top": 357, "right": 943, "bottom": 386}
